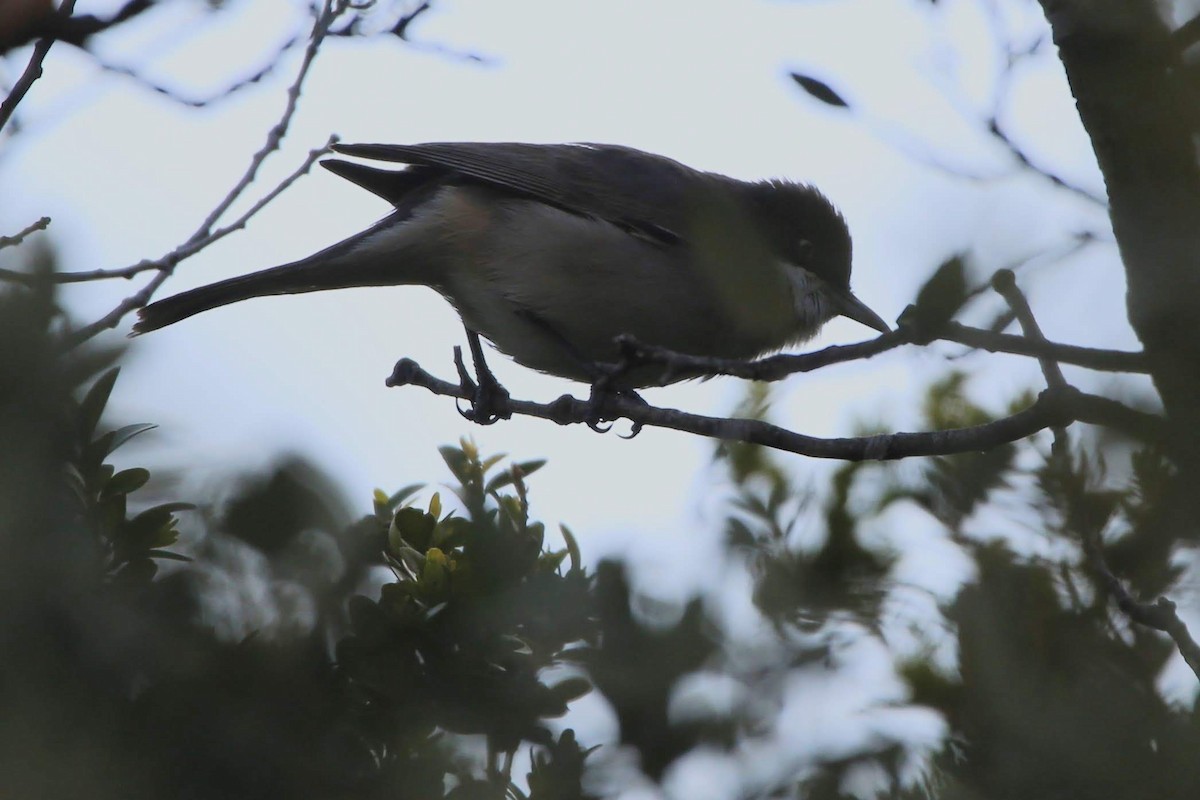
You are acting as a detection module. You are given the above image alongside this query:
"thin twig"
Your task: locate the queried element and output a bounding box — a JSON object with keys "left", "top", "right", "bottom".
{"left": 610, "top": 323, "right": 1147, "bottom": 387}
{"left": 991, "top": 269, "right": 1068, "bottom": 390}
{"left": 65, "top": 1, "right": 345, "bottom": 347}
{"left": 1081, "top": 528, "right": 1200, "bottom": 682}
{"left": 938, "top": 322, "right": 1147, "bottom": 373}
{"left": 1003, "top": 262, "right": 1200, "bottom": 679}
{"left": 65, "top": 137, "right": 335, "bottom": 347}
{"left": 194, "top": 2, "right": 339, "bottom": 240}
{"left": 0, "top": 0, "right": 78, "bottom": 133}
{"left": 985, "top": 117, "right": 1108, "bottom": 207}
{"left": 991, "top": 267, "right": 1072, "bottom": 460}
{"left": 0, "top": 216, "right": 50, "bottom": 251}
{"left": 613, "top": 332, "right": 904, "bottom": 383}
{"left": 88, "top": 33, "right": 303, "bottom": 109}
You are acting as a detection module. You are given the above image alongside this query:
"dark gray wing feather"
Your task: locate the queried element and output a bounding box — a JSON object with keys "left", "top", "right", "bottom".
{"left": 330, "top": 142, "right": 727, "bottom": 244}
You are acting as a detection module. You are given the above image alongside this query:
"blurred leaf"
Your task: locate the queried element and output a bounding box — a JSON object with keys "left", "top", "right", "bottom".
{"left": 144, "top": 549, "right": 192, "bottom": 562}
{"left": 898, "top": 256, "right": 968, "bottom": 340}
{"left": 108, "top": 422, "right": 157, "bottom": 454}
{"left": 388, "top": 482, "right": 424, "bottom": 509}
{"left": 548, "top": 676, "right": 591, "bottom": 704}
{"left": 790, "top": 72, "right": 849, "bottom": 107}
{"left": 439, "top": 445, "right": 470, "bottom": 483}
{"left": 391, "top": 506, "right": 437, "bottom": 552}
{"left": 79, "top": 366, "right": 119, "bottom": 441}
{"left": 560, "top": 524, "right": 581, "bottom": 573}
{"left": 100, "top": 467, "right": 150, "bottom": 499}
{"left": 485, "top": 459, "right": 547, "bottom": 495}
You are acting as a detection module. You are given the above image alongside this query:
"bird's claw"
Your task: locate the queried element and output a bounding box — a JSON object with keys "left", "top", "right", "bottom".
{"left": 453, "top": 340, "right": 511, "bottom": 425}
{"left": 583, "top": 371, "right": 645, "bottom": 437}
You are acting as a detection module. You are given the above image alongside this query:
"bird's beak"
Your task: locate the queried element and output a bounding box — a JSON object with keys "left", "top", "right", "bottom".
{"left": 833, "top": 288, "right": 891, "bottom": 334}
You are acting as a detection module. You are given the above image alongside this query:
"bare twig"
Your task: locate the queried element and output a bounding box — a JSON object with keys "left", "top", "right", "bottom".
{"left": 1003, "top": 260, "right": 1199, "bottom": 679}
{"left": 991, "top": 269, "right": 1068, "bottom": 390}
{"left": 88, "top": 33, "right": 304, "bottom": 108}
{"left": 65, "top": 1, "right": 346, "bottom": 347}
{"left": 613, "top": 332, "right": 904, "bottom": 383}
{"left": 937, "top": 323, "right": 1147, "bottom": 373}
{"left": 610, "top": 323, "right": 1148, "bottom": 388}
{"left": 65, "top": 137, "right": 335, "bottom": 347}
{"left": 1081, "top": 529, "right": 1200, "bottom": 682}
{"left": 194, "top": 2, "right": 339, "bottom": 240}
{"left": 985, "top": 118, "right": 1108, "bottom": 207}
{"left": 0, "top": 0, "right": 78, "bottom": 133}
{"left": 0, "top": 216, "right": 50, "bottom": 251}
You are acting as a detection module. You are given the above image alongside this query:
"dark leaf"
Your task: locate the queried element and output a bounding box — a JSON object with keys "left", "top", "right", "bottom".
{"left": 79, "top": 367, "right": 119, "bottom": 441}
{"left": 108, "top": 423, "right": 157, "bottom": 454}
{"left": 485, "top": 459, "right": 546, "bottom": 495}
{"left": 438, "top": 445, "right": 470, "bottom": 482}
{"left": 899, "top": 256, "right": 968, "bottom": 340}
{"left": 387, "top": 482, "right": 425, "bottom": 509}
{"left": 790, "top": 72, "right": 849, "bottom": 107}
{"left": 101, "top": 467, "right": 150, "bottom": 498}
{"left": 145, "top": 549, "right": 192, "bottom": 562}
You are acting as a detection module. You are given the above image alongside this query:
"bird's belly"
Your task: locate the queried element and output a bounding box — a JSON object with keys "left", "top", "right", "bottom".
{"left": 440, "top": 198, "right": 799, "bottom": 385}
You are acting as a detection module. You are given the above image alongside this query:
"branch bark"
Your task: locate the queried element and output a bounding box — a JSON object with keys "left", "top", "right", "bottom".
{"left": 1038, "top": 0, "right": 1200, "bottom": 476}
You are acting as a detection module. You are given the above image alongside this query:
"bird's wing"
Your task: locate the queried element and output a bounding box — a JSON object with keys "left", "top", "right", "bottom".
{"left": 331, "top": 142, "right": 722, "bottom": 245}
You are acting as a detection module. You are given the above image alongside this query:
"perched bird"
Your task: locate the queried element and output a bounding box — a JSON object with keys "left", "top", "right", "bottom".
{"left": 133, "top": 142, "right": 889, "bottom": 387}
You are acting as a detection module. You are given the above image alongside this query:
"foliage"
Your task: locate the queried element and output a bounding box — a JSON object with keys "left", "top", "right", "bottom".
{"left": 0, "top": 281, "right": 601, "bottom": 799}
{"left": 5, "top": 255, "right": 1200, "bottom": 800}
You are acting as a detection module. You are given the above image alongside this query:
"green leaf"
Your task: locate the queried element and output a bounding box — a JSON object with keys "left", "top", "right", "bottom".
{"left": 431, "top": 516, "right": 470, "bottom": 550}
{"left": 438, "top": 445, "right": 471, "bottom": 482}
{"left": 387, "top": 483, "right": 424, "bottom": 509}
{"left": 485, "top": 459, "right": 547, "bottom": 495}
{"left": 560, "top": 524, "right": 582, "bottom": 573}
{"left": 131, "top": 502, "right": 196, "bottom": 525}
{"left": 146, "top": 549, "right": 192, "bottom": 562}
{"left": 108, "top": 423, "right": 157, "bottom": 454}
{"left": 79, "top": 367, "right": 120, "bottom": 441}
{"left": 390, "top": 506, "right": 436, "bottom": 552}
{"left": 124, "top": 502, "right": 195, "bottom": 546}
{"left": 101, "top": 467, "right": 150, "bottom": 498}
{"left": 81, "top": 431, "right": 115, "bottom": 478}
{"left": 480, "top": 453, "right": 507, "bottom": 474}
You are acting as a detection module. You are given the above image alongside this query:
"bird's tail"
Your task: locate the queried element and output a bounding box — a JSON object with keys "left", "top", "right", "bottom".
{"left": 132, "top": 214, "right": 418, "bottom": 335}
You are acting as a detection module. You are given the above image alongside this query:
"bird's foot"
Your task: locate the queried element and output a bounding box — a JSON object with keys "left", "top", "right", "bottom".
{"left": 585, "top": 365, "right": 646, "bottom": 438}
{"left": 453, "top": 332, "right": 511, "bottom": 425}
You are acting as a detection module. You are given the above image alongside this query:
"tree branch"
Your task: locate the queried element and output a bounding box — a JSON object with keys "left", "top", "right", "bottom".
{"left": 608, "top": 322, "right": 1148, "bottom": 388}
{"left": 385, "top": 357, "right": 1159, "bottom": 460}
{"left": 937, "top": 322, "right": 1147, "bottom": 373}
{"left": 64, "top": 137, "right": 335, "bottom": 347}
{"left": 87, "top": 32, "right": 304, "bottom": 109}
{"left": 1081, "top": 526, "right": 1200, "bottom": 682}
{"left": 0, "top": 216, "right": 50, "bottom": 252}
{"left": 0, "top": 0, "right": 78, "bottom": 133}
{"left": 63, "top": 1, "right": 347, "bottom": 347}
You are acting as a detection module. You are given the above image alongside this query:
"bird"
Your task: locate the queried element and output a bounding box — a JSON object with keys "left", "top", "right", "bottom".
{"left": 133, "top": 142, "right": 889, "bottom": 388}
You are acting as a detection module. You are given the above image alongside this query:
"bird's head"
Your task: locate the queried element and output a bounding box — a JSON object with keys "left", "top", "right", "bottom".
{"left": 746, "top": 180, "right": 890, "bottom": 338}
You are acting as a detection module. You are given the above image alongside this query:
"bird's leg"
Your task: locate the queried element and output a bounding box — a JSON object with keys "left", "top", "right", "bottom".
{"left": 515, "top": 310, "right": 645, "bottom": 435}
{"left": 455, "top": 328, "right": 511, "bottom": 425}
